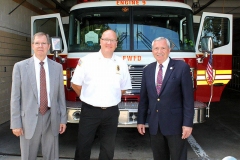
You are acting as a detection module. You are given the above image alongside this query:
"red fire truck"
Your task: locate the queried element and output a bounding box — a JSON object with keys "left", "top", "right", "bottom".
{"left": 31, "top": 0, "right": 233, "bottom": 126}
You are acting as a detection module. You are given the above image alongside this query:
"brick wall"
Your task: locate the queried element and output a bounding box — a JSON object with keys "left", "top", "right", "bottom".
{"left": 0, "top": 0, "right": 35, "bottom": 124}
{"left": 0, "top": 31, "right": 31, "bottom": 124}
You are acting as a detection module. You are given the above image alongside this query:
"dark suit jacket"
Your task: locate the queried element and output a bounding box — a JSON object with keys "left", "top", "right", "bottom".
{"left": 137, "top": 58, "right": 194, "bottom": 136}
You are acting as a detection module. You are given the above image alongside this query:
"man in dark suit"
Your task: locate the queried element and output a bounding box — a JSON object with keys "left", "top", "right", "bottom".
{"left": 137, "top": 37, "right": 194, "bottom": 160}
{"left": 10, "top": 32, "right": 67, "bottom": 160}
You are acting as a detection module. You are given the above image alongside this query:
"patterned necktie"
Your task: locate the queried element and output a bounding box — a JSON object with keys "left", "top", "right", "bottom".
{"left": 156, "top": 64, "right": 163, "bottom": 95}
{"left": 39, "top": 62, "right": 48, "bottom": 115}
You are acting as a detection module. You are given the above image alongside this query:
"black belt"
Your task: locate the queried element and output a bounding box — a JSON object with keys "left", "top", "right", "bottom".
{"left": 82, "top": 102, "right": 116, "bottom": 110}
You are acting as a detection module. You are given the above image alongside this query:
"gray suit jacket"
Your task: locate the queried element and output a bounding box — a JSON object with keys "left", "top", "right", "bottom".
{"left": 10, "top": 57, "right": 67, "bottom": 139}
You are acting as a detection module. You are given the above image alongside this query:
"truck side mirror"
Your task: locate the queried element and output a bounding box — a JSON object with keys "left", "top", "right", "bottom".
{"left": 197, "top": 36, "right": 213, "bottom": 63}
{"left": 200, "top": 36, "right": 213, "bottom": 53}
{"left": 50, "top": 37, "right": 65, "bottom": 63}
{"left": 51, "top": 37, "right": 62, "bottom": 53}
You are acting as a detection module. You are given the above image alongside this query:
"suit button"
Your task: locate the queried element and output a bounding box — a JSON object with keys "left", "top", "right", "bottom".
{"left": 156, "top": 110, "right": 158, "bottom": 112}
{"left": 157, "top": 98, "right": 160, "bottom": 101}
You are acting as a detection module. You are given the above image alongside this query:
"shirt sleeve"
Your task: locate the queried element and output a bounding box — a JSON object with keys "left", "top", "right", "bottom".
{"left": 120, "top": 61, "right": 132, "bottom": 90}
{"left": 71, "top": 60, "right": 85, "bottom": 86}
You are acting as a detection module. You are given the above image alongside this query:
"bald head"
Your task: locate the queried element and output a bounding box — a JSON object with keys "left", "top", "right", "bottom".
{"left": 100, "top": 30, "right": 118, "bottom": 58}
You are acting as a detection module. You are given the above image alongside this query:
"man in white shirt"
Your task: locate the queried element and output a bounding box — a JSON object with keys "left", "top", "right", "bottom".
{"left": 71, "top": 30, "right": 132, "bottom": 160}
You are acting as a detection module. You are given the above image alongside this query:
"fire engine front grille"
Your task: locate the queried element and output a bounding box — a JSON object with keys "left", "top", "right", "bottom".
{"left": 129, "top": 65, "right": 145, "bottom": 90}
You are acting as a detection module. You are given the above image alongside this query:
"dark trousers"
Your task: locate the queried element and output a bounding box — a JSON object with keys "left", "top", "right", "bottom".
{"left": 74, "top": 102, "right": 119, "bottom": 160}
{"left": 150, "top": 127, "right": 187, "bottom": 160}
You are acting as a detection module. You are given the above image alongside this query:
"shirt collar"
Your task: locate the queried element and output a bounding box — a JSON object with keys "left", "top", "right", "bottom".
{"left": 157, "top": 57, "right": 170, "bottom": 68}
{"left": 33, "top": 54, "right": 48, "bottom": 65}
{"left": 98, "top": 50, "right": 116, "bottom": 61}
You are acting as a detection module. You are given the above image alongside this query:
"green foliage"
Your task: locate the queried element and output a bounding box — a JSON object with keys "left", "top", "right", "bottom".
{"left": 184, "top": 39, "right": 194, "bottom": 46}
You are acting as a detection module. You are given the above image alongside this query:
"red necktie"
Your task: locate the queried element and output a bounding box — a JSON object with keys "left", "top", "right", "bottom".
{"left": 39, "top": 62, "right": 48, "bottom": 115}
{"left": 156, "top": 64, "right": 163, "bottom": 95}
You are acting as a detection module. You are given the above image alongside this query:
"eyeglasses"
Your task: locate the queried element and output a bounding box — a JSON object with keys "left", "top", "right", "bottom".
{"left": 101, "top": 38, "right": 117, "bottom": 43}
{"left": 33, "top": 42, "right": 48, "bottom": 46}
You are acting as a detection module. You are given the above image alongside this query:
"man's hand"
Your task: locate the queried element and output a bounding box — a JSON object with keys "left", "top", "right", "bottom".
{"left": 12, "top": 128, "right": 23, "bottom": 137}
{"left": 121, "top": 90, "right": 126, "bottom": 95}
{"left": 137, "top": 124, "right": 146, "bottom": 135}
{"left": 59, "top": 124, "right": 67, "bottom": 134}
{"left": 181, "top": 126, "right": 192, "bottom": 139}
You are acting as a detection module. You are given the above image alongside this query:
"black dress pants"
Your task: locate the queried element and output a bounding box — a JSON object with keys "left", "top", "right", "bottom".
{"left": 74, "top": 102, "right": 119, "bottom": 160}
{"left": 150, "top": 127, "right": 187, "bottom": 160}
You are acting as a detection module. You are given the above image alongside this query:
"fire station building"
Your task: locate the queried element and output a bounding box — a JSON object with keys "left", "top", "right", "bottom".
{"left": 0, "top": 0, "right": 239, "bottom": 126}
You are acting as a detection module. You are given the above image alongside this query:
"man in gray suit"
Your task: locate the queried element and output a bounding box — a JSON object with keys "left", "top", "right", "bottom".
{"left": 10, "top": 32, "right": 67, "bottom": 160}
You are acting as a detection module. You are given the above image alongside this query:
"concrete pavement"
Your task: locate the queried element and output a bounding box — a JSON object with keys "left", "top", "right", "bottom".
{"left": 1, "top": 88, "right": 240, "bottom": 160}
{"left": 0, "top": 155, "right": 73, "bottom": 160}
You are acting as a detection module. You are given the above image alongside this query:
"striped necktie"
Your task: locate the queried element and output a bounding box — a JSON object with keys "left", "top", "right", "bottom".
{"left": 39, "top": 62, "right": 48, "bottom": 115}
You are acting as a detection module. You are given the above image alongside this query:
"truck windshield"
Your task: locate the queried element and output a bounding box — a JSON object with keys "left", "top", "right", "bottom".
{"left": 68, "top": 6, "right": 194, "bottom": 52}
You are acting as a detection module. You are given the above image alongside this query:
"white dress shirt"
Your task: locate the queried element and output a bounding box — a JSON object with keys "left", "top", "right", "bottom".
{"left": 155, "top": 57, "right": 170, "bottom": 86}
{"left": 34, "top": 55, "right": 51, "bottom": 107}
{"left": 71, "top": 51, "right": 132, "bottom": 107}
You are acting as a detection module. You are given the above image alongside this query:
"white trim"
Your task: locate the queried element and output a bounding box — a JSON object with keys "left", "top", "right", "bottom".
{"left": 67, "top": 52, "right": 196, "bottom": 65}
{"left": 195, "top": 12, "right": 233, "bottom": 55}
{"left": 197, "top": 75, "right": 231, "bottom": 80}
{"left": 71, "top": 1, "right": 192, "bottom": 11}
{"left": 31, "top": 13, "right": 68, "bottom": 54}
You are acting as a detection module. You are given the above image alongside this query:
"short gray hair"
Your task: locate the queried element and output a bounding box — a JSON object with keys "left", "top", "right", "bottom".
{"left": 31, "top": 32, "right": 50, "bottom": 44}
{"left": 152, "top": 37, "right": 170, "bottom": 48}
